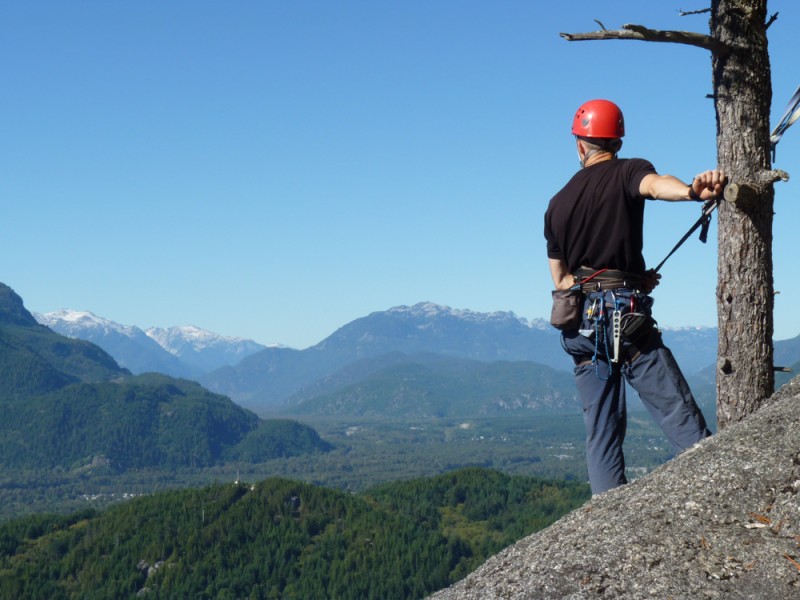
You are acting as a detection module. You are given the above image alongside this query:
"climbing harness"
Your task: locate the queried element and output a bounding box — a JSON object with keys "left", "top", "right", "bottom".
{"left": 652, "top": 198, "right": 720, "bottom": 274}
{"left": 565, "top": 268, "right": 658, "bottom": 379}
{"left": 572, "top": 267, "right": 641, "bottom": 293}
{"left": 577, "top": 286, "right": 655, "bottom": 380}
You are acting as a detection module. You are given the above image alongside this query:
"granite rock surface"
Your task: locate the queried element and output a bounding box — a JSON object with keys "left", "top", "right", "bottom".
{"left": 428, "top": 380, "right": 800, "bottom": 599}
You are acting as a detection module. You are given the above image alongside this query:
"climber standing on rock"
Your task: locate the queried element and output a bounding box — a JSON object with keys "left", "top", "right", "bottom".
{"left": 544, "top": 99, "right": 726, "bottom": 494}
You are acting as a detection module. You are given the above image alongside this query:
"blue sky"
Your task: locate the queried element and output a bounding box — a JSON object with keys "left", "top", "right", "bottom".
{"left": 3, "top": 1, "right": 799, "bottom": 349}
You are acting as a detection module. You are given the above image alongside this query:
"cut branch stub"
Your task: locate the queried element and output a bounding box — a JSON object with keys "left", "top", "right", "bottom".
{"left": 723, "top": 170, "right": 789, "bottom": 210}
{"left": 723, "top": 183, "right": 757, "bottom": 210}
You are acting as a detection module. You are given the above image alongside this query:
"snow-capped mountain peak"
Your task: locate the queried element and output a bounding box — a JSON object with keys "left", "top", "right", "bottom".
{"left": 34, "top": 310, "right": 268, "bottom": 376}
{"left": 146, "top": 325, "right": 262, "bottom": 354}
{"left": 144, "top": 326, "right": 267, "bottom": 371}
{"left": 35, "top": 309, "right": 142, "bottom": 339}
{"left": 386, "top": 302, "right": 550, "bottom": 330}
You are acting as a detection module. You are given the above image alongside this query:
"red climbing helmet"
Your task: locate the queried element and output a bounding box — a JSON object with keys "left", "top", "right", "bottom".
{"left": 571, "top": 99, "right": 625, "bottom": 139}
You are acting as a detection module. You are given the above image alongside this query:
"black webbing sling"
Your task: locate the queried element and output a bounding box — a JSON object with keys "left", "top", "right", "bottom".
{"left": 652, "top": 198, "right": 720, "bottom": 274}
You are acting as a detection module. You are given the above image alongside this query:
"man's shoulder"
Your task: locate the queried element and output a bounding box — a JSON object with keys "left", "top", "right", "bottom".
{"left": 618, "top": 157, "right": 656, "bottom": 172}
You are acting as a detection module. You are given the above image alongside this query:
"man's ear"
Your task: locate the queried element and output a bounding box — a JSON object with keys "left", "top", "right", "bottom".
{"left": 576, "top": 138, "right": 588, "bottom": 159}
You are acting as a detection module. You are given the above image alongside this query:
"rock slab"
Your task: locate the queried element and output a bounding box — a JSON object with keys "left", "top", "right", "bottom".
{"left": 428, "top": 380, "right": 800, "bottom": 600}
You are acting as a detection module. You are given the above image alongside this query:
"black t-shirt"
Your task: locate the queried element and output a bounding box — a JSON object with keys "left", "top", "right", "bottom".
{"left": 544, "top": 158, "right": 656, "bottom": 274}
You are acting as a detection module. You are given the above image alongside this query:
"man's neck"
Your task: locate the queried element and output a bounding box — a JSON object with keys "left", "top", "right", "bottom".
{"left": 583, "top": 151, "right": 615, "bottom": 168}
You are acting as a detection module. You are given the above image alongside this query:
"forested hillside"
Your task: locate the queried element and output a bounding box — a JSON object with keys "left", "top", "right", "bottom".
{"left": 0, "top": 374, "right": 258, "bottom": 470}
{"left": 0, "top": 468, "right": 589, "bottom": 600}
{"left": 0, "top": 374, "right": 333, "bottom": 471}
{"left": 0, "top": 283, "right": 332, "bottom": 473}
{"left": 283, "top": 355, "right": 577, "bottom": 418}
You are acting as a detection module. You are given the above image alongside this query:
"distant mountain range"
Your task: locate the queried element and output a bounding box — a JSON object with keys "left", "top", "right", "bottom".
{"left": 0, "top": 284, "right": 330, "bottom": 472}
{"left": 194, "top": 303, "right": 725, "bottom": 416}
{"left": 33, "top": 299, "right": 800, "bottom": 420}
{"left": 35, "top": 309, "right": 267, "bottom": 378}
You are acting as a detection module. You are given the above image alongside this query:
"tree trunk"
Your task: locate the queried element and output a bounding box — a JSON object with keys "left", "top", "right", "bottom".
{"left": 711, "top": 0, "right": 775, "bottom": 427}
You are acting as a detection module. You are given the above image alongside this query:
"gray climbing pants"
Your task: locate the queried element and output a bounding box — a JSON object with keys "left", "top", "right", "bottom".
{"left": 561, "top": 294, "right": 711, "bottom": 495}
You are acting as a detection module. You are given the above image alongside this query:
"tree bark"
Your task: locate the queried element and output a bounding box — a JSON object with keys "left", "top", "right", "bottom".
{"left": 711, "top": 0, "right": 775, "bottom": 427}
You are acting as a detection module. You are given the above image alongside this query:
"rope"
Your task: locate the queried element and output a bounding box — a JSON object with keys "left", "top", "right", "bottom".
{"left": 771, "top": 85, "right": 800, "bottom": 160}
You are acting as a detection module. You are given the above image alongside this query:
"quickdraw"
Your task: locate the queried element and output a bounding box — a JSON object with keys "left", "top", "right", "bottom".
{"left": 591, "top": 293, "right": 613, "bottom": 380}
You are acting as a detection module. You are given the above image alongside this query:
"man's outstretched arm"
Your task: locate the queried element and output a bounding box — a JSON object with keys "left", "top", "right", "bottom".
{"left": 640, "top": 169, "right": 727, "bottom": 201}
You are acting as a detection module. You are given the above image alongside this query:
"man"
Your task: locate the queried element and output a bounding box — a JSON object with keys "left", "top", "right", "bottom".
{"left": 544, "top": 98, "right": 726, "bottom": 495}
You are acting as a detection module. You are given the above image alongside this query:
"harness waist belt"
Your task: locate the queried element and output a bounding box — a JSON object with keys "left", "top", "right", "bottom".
{"left": 573, "top": 267, "right": 643, "bottom": 293}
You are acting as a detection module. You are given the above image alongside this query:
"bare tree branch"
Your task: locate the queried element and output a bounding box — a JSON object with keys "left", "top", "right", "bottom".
{"left": 560, "top": 22, "right": 731, "bottom": 57}
{"left": 678, "top": 8, "right": 711, "bottom": 17}
{"left": 593, "top": 19, "right": 607, "bottom": 31}
{"left": 765, "top": 12, "right": 779, "bottom": 30}
{"left": 758, "top": 169, "right": 790, "bottom": 185}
